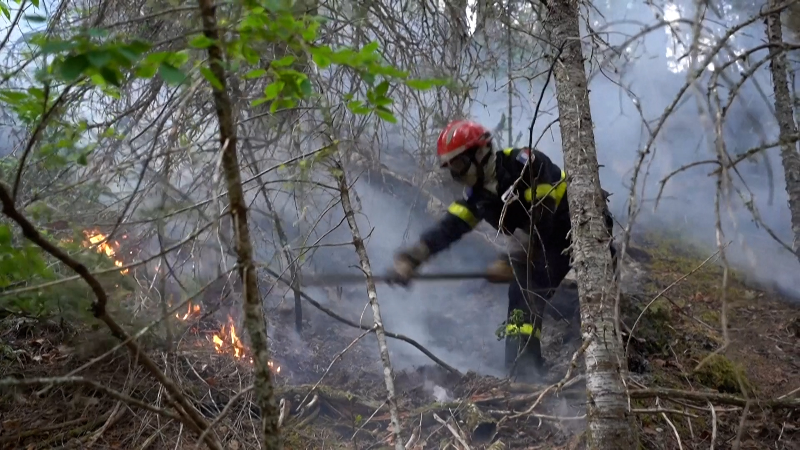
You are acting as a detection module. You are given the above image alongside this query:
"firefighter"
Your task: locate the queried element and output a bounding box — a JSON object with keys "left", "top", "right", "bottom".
{"left": 386, "top": 119, "right": 616, "bottom": 378}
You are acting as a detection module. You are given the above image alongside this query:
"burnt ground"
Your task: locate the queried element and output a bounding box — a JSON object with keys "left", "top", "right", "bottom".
{"left": 0, "top": 232, "right": 799, "bottom": 449}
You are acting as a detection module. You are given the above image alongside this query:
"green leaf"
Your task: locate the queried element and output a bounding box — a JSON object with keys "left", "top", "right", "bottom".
{"left": 0, "top": 224, "right": 11, "bottom": 245}
{"left": 301, "top": 20, "right": 320, "bottom": 41}
{"left": 77, "top": 153, "right": 88, "bottom": 165}
{"left": 375, "top": 80, "right": 390, "bottom": 97}
{"left": 269, "top": 96, "right": 296, "bottom": 113}
{"left": 298, "top": 78, "right": 313, "bottom": 97}
{"left": 116, "top": 48, "right": 140, "bottom": 65}
{"left": 244, "top": 68, "right": 267, "bottom": 79}
{"left": 263, "top": 81, "right": 284, "bottom": 100}
{"left": 59, "top": 55, "right": 89, "bottom": 81}
{"left": 0, "top": 90, "right": 29, "bottom": 104}
{"left": 272, "top": 55, "right": 296, "bottom": 68}
{"left": 346, "top": 100, "right": 370, "bottom": 115}
{"left": 405, "top": 78, "right": 439, "bottom": 90}
{"left": 135, "top": 63, "right": 158, "bottom": 79}
{"left": 375, "top": 107, "right": 396, "bottom": 123}
{"left": 200, "top": 66, "right": 224, "bottom": 90}
{"left": 41, "top": 40, "right": 76, "bottom": 54}
{"left": 99, "top": 67, "right": 121, "bottom": 86}
{"left": 126, "top": 40, "right": 151, "bottom": 55}
{"left": 24, "top": 14, "right": 47, "bottom": 22}
{"left": 361, "top": 71, "right": 375, "bottom": 86}
{"left": 361, "top": 41, "right": 379, "bottom": 54}
{"left": 86, "top": 50, "right": 112, "bottom": 68}
{"left": 251, "top": 97, "right": 269, "bottom": 107}
{"left": 328, "top": 48, "right": 357, "bottom": 65}
{"left": 144, "top": 52, "right": 170, "bottom": 65}
{"left": 242, "top": 46, "right": 260, "bottom": 65}
{"left": 311, "top": 51, "right": 331, "bottom": 69}
{"left": 158, "top": 62, "right": 186, "bottom": 85}
{"left": 169, "top": 50, "right": 190, "bottom": 67}
{"left": 189, "top": 34, "right": 214, "bottom": 49}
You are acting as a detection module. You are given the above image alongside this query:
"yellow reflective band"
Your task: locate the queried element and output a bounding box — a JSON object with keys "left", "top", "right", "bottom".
{"left": 503, "top": 147, "right": 514, "bottom": 156}
{"left": 524, "top": 170, "right": 567, "bottom": 208}
{"left": 447, "top": 202, "right": 478, "bottom": 228}
{"left": 505, "top": 323, "right": 541, "bottom": 338}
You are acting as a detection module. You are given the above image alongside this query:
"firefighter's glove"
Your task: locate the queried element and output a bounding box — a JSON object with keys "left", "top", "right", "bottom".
{"left": 386, "top": 242, "right": 430, "bottom": 287}
{"left": 486, "top": 258, "right": 515, "bottom": 284}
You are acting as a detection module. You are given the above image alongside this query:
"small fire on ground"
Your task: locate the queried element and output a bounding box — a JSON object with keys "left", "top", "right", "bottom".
{"left": 81, "top": 230, "right": 129, "bottom": 275}
{"left": 77, "top": 228, "right": 280, "bottom": 373}
{"left": 175, "top": 302, "right": 281, "bottom": 374}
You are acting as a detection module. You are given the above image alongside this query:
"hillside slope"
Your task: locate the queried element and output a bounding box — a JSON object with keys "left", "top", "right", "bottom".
{"left": 0, "top": 233, "right": 798, "bottom": 449}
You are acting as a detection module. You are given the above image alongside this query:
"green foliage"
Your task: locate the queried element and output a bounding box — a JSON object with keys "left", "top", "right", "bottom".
{"left": 0, "top": 221, "right": 133, "bottom": 321}
{"left": 0, "top": 0, "right": 451, "bottom": 174}
{"left": 0, "top": 0, "right": 454, "bottom": 321}
{"left": 214, "top": 0, "right": 449, "bottom": 120}
{"left": 0, "top": 224, "right": 53, "bottom": 289}
{"left": 692, "top": 353, "right": 753, "bottom": 394}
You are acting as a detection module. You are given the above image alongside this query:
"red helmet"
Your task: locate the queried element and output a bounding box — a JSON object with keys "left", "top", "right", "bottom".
{"left": 436, "top": 120, "right": 492, "bottom": 167}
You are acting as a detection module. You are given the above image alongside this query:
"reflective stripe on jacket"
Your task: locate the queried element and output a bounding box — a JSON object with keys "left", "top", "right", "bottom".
{"left": 420, "top": 147, "right": 570, "bottom": 255}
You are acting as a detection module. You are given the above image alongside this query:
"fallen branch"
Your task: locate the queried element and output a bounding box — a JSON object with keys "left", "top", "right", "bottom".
{"left": 0, "top": 376, "right": 182, "bottom": 420}
{"left": 0, "top": 183, "right": 222, "bottom": 450}
{"left": 299, "top": 326, "right": 375, "bottom": 409}
{"left": 196, "top": 385, "right": 255, "bottom": 446}
{"left": 631, "top": 408, "right": 699, "bottom": 418}
{"left": 0, "top": 417, "right": 92, "bottom": 444}
{"left": 629, "top": 388, "right": 800, "bottom": 409}
{"left": 433, "top": 413, "right": 472, "bottom": 450}
{"left": 460, "top": 402, "right": 497, "bottom": 444}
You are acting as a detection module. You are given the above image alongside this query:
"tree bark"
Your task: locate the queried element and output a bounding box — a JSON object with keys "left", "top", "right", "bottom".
{"left": 766, "top": 1, "right": 800, "bottom": 259}
{"left": 545, "top": 0, "right": 636, "bottom": 448}
{"left": 335, "top": 163, "right": 405, "bottom": 450}
{"left": 196, "top": 0, "right": 282, "bottom": 448}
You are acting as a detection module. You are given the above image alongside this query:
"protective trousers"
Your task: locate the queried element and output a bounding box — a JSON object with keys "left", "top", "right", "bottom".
{"left": 503, "top": 205, "right": 617, "bottom": 376}
{"left": 504, "top": 238, "right": 571, "bottom": 375}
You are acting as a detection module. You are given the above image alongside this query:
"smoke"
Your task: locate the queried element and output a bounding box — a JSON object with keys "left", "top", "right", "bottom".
{"left": 466, "top": 0, "right": 800, "bottom": 300}
{"left": 298, "top": 0, "right": 800, "bottom": 376}
{"left": 2, "top": 0, "right": 798, "bottom": 379}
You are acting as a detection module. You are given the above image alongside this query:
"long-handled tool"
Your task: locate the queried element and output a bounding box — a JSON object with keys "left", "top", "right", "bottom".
{"left": 291, "top": 271, "right": 500, "bottom": 287}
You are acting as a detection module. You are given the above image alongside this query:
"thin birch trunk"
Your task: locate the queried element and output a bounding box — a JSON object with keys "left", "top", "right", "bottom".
{"left": 196, "top": 0, "right": 282, "bottom": 447}
{"left": 545, "top": 0, "right": 636, "bottom": 447}
{"left": 335, "top": 163, "right": 404, "bottom": 450}
{"left": 766, "top": 2, "right": 800, "bottom": 259}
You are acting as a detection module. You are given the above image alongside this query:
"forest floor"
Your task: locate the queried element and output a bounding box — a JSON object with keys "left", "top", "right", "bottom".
{"left": 0, "top": 231, "right": 798, "bottom": 450}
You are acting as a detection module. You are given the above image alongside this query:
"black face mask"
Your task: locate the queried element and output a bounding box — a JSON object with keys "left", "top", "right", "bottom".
{"left": 446, "top": 147, "right": 491, "bottom": 187}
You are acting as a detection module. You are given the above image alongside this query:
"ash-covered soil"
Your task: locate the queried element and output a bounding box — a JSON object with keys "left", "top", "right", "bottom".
{"left": 1, "top": 237, "right": 799, "bottom": 450}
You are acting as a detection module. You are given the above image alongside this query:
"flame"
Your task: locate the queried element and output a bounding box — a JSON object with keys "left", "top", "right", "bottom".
{"left": 170, "top": 312, "right": 282, "bottom": 374}
{"left": 82, "top": 230, "right": 129, "bottom": 274}
{"left": 176, "top": 302, "right": 202, "bottom": 321}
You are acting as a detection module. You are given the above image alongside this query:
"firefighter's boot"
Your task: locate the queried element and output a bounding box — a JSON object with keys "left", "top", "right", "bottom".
{"left": 503, "top": 322, "right": 547, "bottom": 381}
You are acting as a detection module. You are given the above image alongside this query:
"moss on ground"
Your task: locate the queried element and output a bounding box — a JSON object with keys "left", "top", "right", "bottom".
{"left": 635, "top": 231, "right": 750, "bottom": 300}
{"left": 692, "top": 353, "right": 753, "bottom": 395}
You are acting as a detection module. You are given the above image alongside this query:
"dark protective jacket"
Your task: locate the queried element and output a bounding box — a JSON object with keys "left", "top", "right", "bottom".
{"left": 420, "top": 147, "right": 571, "bottom": 256}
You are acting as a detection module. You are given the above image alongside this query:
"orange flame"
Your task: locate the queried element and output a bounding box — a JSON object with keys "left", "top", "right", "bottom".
{"left": 172, "top": 312, "right": 282, "bottom": 374}
{"left": 176, "top": 303, "right": 202, "bottom": 321}
{"left": 82, "top": 230, "right": 129, "bottom": 274}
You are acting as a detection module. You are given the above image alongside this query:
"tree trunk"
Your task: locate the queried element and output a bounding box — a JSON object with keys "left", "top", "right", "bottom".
{"left": 545, "top": 0, "right": 636, "bottom": 448}
{"left": 335, "top": 163, "right": 405, "bottom": 450}
{"left": 196, "top": 0, "right": 282, "bottom": 448}
{"left": 766, "top": 1, "right": 800, "bottom": 259}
